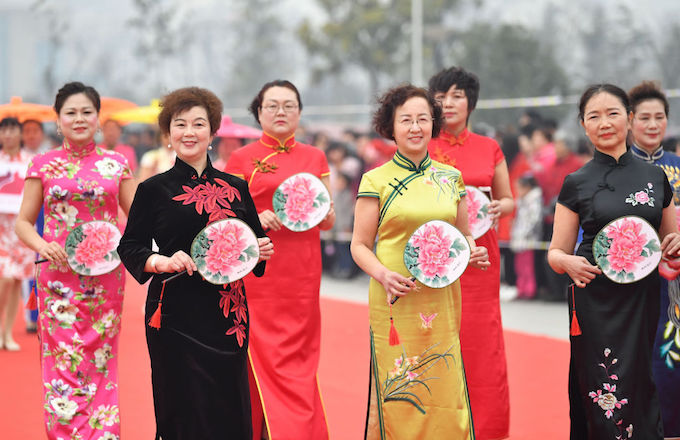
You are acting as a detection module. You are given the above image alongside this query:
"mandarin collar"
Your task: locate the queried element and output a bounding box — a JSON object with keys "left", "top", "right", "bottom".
{"left": 392, "top": 151, "right": 432, "bottom": 172}
{"left": 63, "top": 140, "right": 96, "bottom": 159}
{"left": 630, "top": 144, "right": 663, "bottom": 163}
{"left": 440, "top": 127, "right": 470, "bottom": 146}
{"left": 593, "top": 147, "right": 633, "bottom": 166}
{"left": 259, "top": 131, "right": 296, "bottom": 152}
{"left": 172, "top": 155, "right": 215, "bottom": 181}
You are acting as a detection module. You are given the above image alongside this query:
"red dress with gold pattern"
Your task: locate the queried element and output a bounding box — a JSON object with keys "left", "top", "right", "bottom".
{"left": 429, "top": 129, "right": 510, "bottom": 440}
{"left": 225, "top": 133, "right": 331, "bottom": 440}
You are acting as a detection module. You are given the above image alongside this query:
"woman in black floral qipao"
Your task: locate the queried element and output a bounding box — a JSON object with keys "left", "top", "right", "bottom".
{"left": 118, "top": 87, "right": 273, "bottom": 440}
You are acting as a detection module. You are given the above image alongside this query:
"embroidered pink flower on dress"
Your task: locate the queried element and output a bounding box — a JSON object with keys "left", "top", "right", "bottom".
{"left": 605, "top": 218, "right": 647, "bottom": 273}
{"left": 412, "top": 223, "right": 454, "bottom": 279}
{"left": 281, "top": 176, "right": 316, "bottom": 223}
{"left": 204, "top": 222, "right": 248, "bottom": 276}
{"left": 634, "top": 191, "right": 650, "bottom": 205}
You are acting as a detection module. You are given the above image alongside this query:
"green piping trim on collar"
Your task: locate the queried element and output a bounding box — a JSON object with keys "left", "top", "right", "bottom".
{"left": 369, "top": 328, "right": 386, "bottom": 440}
{"left": 392, "top": 151, "right": 432, "bottom": 172}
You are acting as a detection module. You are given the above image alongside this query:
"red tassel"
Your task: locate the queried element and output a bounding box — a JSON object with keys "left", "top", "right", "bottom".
{"left": 148, "top": 280, "right": 166, "bottom": 329}
{"left": 27, "top": 264, "right": 39, "bottom": 310}
{"left": 388, "top": 303, "right": 400, "bottom": 346}
{"left": 26, "top": 287, "right": 37, "bottom": 310}
{"left": 570, "top": 285, "right": 582, "bottom": 336}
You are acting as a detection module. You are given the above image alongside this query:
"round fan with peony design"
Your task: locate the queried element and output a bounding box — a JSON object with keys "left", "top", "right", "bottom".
{"left": 63, "top": 221, "right": 122, "bottom": 276}
{"left": 403, "top": 220, "right": 471, "bottom": 289}
{"left": 593, "top": 215, "right": 662, "bottom": 284}
{"left": 465, "top": 186, "right": 493, "bottom": 240}
{"left": 190, "top": 218, "right": 260, "bottom": 284}
{"left": 272, "top": 172, "right": 331, "bottom": 232}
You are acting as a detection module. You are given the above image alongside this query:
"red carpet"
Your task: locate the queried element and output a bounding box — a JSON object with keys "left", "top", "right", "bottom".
{"left": 0, "top": 274, "right": 569, "bottom": 439}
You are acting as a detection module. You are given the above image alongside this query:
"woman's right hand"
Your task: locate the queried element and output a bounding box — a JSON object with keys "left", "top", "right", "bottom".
{"left": 155, "top": 251, "right": 197, "bottom": 275}
{"left": 562, "top": 255, "right": 601, "bottom": 288}
{"left": 378, "top": 270, "right": 417, "bottom": 305}
{"left": 258, "top": 209, "right": 283, "bottom": 232}
{"left": 38, "top": 241, "right": 68, "bottom": 266}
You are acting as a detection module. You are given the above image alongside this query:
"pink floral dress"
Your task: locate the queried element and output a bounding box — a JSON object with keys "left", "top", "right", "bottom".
{"left": 0, "top": 149, "right": 35, "bottom": 279}
{"left": 26, "top": 141, "right": 131, "bottom": 439}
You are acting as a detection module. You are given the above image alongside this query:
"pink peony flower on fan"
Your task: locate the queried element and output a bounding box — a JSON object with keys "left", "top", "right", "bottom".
{"left": 606, "top": 218, "right": 647, "bottom": 273}
{"left": 412, "top": 223, "right": 454, "bottom": 279}
{"left": 467, "top": 191, "right": 481, "bottom": 226}
{"left": 74, "top": 235, "right": 108, "bottom": 266}
{"left": 282, "top": 176, "right": 316, "bottom": 223}
{"left": 82, "top": 222, "right": 117, "bottom": 248}
{"left": 204, "top": 223, "right": 248, "bottom": 275}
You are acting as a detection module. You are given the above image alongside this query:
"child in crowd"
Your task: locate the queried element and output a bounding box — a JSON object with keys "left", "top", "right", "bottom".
{"left": 510, "top": 173, "right": 543, "bottom": 299}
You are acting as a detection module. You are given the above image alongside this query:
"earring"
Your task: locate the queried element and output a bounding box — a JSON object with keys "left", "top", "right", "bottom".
{"left": 208, "top": 145, "right": 213, "bottom": 151}
{"left": 167, "top": 144, "right": 172, "bottom": 149}
{"left": 56, "top": 127, "right": 62, "bottom": 136}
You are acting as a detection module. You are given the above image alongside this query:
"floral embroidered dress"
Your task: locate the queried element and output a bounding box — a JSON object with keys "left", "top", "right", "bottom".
{"left": 117, "top": 157, "right": 267, "bottom": 440}
{"left": 428, "top": 128, "right": 509, "bottom": 439}
{"left": 26, "top": 141, "right": 132, "bottom": 439}
{"left": 357, "top": 151, "right": 474, "bottom": 439}
{"left": 0, "top": 149, "right": 35, "bottom": 279}
{"left": 557, "top": 149, "right": 669, "bottom": 439}
{"left": 631, "top": 144, "right": 680, "bottom": 437}
{"left": 225, "top": 132, "right": 331, "bottom": 440}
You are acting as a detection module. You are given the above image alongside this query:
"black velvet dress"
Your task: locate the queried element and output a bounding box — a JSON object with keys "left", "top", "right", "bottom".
{"left": 558, "top": 149, "right": 671, "bottom": 439}
{"left": 118, "top": 157, "right": 266, "bottom": 440}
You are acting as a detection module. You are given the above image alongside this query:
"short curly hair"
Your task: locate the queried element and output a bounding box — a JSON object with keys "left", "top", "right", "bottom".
{"left": 372, "top": 84, "right": 442, "bottom": 141}
{"left": 248, "top": 80, "right": 302, "bottom": 126}
{"left": 158, "top": 87, "right": 222, "bottom": 136}
{"left": 628, "top": 80, "right": 669, "bottom": 116}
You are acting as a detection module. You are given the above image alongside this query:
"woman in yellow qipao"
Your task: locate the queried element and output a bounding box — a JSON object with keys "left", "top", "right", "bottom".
{"left": 351, "top": 84, "right": 490, "bottom": 439}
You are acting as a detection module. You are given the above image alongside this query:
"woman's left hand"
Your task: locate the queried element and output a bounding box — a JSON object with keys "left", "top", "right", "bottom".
{"left": 488, "top": 200, "right": 502, "bottom": 227}
{"left": 257, "top": 237, "right": 274, "bottom": 262}
{"left": 661, "top": 232, "right": 680, "bottom": 258}
{"left": 469, "top": 245, "right": 491, "bottom": 270}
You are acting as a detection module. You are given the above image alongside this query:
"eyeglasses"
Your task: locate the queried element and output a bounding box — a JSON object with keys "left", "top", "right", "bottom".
{"left": 397, "top": 117, "right": 433, "bottom": 128}
{"left": 261, "top": 103, "right": 299, "bottom": 114}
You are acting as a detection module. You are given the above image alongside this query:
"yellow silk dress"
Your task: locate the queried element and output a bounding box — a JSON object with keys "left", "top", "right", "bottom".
{"left": 357, "top": 151, "right": 475, "bottom": 439}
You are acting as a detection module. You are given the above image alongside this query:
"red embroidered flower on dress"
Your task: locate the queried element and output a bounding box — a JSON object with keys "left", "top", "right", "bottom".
{"left": 219, "top": 280, "right": 247, "bottom": 347}
{"left": 226, "top": 319, "right": 246, "bottom": 347}
{"left": 172, "top": 178, "right": 241, "bottom": 223}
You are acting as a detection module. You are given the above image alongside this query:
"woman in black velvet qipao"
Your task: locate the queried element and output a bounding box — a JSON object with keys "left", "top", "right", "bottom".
{"left": 548, "top": 84, "right": 680, "bottom": 439}
{"left": 117, "top": 87, "right": 274, "bottom": 440}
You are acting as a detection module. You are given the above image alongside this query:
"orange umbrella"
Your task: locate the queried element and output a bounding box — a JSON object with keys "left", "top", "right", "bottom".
{"left": 100, "top": 97, "right": 138, "bottom": 125}
{"left": 0, "top": 96, "right": 56, "bottom": 123}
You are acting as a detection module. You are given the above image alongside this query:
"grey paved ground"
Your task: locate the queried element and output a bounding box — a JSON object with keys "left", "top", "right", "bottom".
{"left": 320, "top": 274, "right": 569, "bottom": 340}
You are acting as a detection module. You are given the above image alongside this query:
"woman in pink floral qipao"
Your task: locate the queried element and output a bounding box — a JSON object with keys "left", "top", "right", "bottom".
{"left": 16, "top": 82, "right": 135, "bottom": 439}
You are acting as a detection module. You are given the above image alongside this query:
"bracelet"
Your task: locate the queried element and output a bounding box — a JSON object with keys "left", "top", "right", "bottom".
{"left": 150, "top": 254, "right": 160, "bottom": 273}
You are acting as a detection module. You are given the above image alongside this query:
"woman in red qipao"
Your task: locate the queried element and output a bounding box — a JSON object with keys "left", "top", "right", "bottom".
{"left": 225, "top": 80, "right": 335, "bottom": 440}
{"left": 428, "top": 67, "right": 515, "bottom": 440}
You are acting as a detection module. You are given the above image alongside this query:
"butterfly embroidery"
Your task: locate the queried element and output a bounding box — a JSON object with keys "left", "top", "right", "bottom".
{"left": 419, "top": 312, "right": 437, "bottom": 329}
